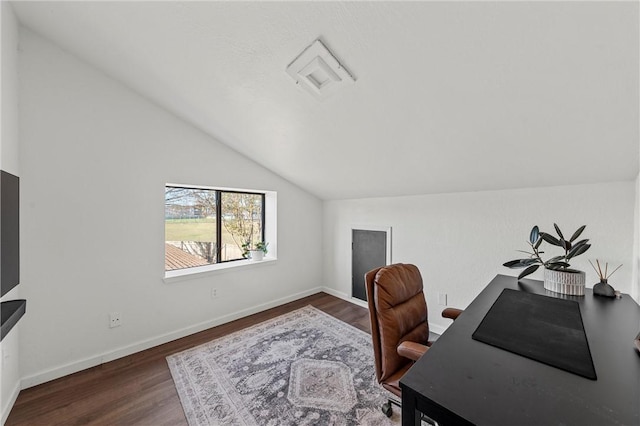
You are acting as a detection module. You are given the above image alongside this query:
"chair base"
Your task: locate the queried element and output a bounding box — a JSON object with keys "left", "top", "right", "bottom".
{"left": 381, "top": 398, "right": 401, "bottom": 418}
{"left": 382, "top": 398, "right": 437, "bottom": 425}
{"left": 382, "top": 401, "right": 392, "bottom": 417}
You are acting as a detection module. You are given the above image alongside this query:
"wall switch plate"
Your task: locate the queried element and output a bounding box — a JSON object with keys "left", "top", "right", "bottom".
{"left": 109, "top": 312, "right": 121, "bottom": 328}
{"left": 211, "top": 288, "right": 218, "bottom": 298}
{"left": 438, "top": 293, "right": 447, "bottom": 306}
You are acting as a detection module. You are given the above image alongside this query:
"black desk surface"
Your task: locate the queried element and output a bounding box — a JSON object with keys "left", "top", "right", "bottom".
{"left": 400, "top": 274, "right": 640, "bottom": 426}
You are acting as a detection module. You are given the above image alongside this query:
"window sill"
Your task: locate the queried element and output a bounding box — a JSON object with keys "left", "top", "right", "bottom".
{"left": 163, "top": 257, "right": 277, "bottom": 283}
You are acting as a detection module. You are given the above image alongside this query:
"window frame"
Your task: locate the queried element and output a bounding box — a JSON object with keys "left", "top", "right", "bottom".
{"left": 164, "top": 184, "right": 272, "bottom": 279}
{"left": 218, "top": 189, "right": 266, "bottom": 263}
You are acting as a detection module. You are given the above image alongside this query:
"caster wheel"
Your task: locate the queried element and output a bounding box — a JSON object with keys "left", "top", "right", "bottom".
{"left": 382, "top": 401, "right": 393, "bottom": 417}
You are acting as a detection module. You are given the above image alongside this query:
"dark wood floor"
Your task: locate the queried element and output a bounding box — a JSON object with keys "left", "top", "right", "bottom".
{"left": 6, "top": 292, "right": 371, "bottom": 425}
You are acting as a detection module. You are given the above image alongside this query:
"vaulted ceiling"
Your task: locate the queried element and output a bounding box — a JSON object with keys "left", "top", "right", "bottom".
{"left": 11, "top": 1, "right": 639, "bottom": 200}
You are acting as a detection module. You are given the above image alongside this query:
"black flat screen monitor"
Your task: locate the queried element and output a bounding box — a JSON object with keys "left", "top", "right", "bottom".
{"left": 1, "top": 170, "right": 19, "bottom": 297}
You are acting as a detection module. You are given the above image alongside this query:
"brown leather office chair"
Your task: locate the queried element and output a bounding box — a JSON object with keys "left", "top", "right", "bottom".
{"left": 365, "top": 263, "right": 462, "bottom": 417}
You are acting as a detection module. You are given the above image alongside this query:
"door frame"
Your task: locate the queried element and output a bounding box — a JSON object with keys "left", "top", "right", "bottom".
{"left": 350, "top": 225, "right": 392, "bottom": 308}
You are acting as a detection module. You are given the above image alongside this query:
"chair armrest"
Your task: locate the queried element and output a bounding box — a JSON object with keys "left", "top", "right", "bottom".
{"left": 397, "top": 341, "right": 429, "bottom": 362}
{"left": 442, "top": 308, "right": 463, "bottom": 320}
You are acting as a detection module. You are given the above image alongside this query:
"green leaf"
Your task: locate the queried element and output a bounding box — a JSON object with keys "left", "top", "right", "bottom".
{"left": 569, "top": 225, "right": 586, "bottom": 242}
{"left": 534, "top": 237, "right": 543, "bottom": 249}
{"left": 568, "top": 240, "right": 589, "bottom": 256}
{"left": 573, "top": 239, "right": 589, "bottom": 248}
{"left": 560, "top": 239, "right": 572, "bottom": 251}
{"left": 518, "top": 264, "right": 539, "bottom": 280}
{"left": 529, "top": 226, "right": 539, "bottom": 245}
{"left": 503, "top": 259, "right": 526, "bottom": 268}
{"left": 503, "top": 259, "right": 539, "bottom": 268}
{"left": 547, "top": 261, "right": 570, "bottom": 269}
{"left": 540, "top": 232, "right": 561, "bottom": 246}
{"left": 567, "top": 243, "right": 591, "bottom": 259}
{"left": 554, "top": 223, "right": 564, "bottom": 239}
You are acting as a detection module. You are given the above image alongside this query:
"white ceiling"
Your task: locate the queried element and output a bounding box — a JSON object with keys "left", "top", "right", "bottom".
{"left": 11, "top": 1, "right": 639, "bottom": 200}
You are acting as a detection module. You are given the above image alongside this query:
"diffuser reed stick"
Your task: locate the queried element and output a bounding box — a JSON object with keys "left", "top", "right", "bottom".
{"left": 588, "top": 259, "right": 622, "bottom": 281}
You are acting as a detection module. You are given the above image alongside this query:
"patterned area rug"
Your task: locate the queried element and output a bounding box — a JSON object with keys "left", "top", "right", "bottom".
{"left": 167, "top": 306, "right": 399, "bottom": 425}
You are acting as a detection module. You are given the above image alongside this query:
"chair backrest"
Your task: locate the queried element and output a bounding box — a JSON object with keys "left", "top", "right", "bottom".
{"left": 365, "top": 263, "right": 429, "bottom": 384}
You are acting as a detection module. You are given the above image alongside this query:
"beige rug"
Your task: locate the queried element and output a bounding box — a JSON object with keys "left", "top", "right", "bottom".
{"left": 167, "top": 306, "right": 399, "bottom": 425}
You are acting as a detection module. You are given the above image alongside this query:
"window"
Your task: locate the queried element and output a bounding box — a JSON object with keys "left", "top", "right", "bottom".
{"left": 165, "top": 185, "right": 265, "bottom": 272}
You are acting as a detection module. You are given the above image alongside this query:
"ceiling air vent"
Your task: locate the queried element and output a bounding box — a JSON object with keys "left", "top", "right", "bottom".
{"left": 286, "top": 39, "right": 355, "bottom": 100}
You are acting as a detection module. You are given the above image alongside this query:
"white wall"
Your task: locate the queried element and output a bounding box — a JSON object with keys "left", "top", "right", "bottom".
{"left": 634, "top": 173, "right": 640, "bottom": 303}
{"left": 0, "top": 1, "right": 22, "bottom": 424}
{"left": 9, "top": 7, "right": 640, "bottom": 414}
{"left": 0, "top": 1, "right": 18, "bottom": 175}
{"left": 17, "top": 28, "right": 323, "bottom": 387}
{"left": 324, "top": 182, "right": 635, "bottom": 333}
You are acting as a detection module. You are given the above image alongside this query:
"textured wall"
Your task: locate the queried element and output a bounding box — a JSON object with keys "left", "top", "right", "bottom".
{"left": 11, "top": 2, "right": 639, "bottom": 200}
{"left": 634, "top": 172, "right": 640, "bottom": 303}
{"left": 324, "top": 182, "right": 635, "bottom": 333}
{"left": 18, "top": 28, "right": 323, "bottom": 387}
{"left": 0, "top": 1, "right": 21, "bottom": 423}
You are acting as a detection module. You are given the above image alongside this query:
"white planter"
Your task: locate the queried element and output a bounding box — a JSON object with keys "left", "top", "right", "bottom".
{"left": 249, "top": 250, "right": 264, "bottom": 261}
{"left": 543, "top": 269, "right": 585, "bottom": 296}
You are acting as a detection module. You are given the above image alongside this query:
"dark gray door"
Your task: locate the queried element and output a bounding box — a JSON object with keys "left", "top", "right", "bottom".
{"left": 352, "top": 229, "right": 387, "bottom": 301}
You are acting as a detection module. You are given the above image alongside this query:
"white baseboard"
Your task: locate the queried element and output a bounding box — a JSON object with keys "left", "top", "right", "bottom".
{"left": 347, "top": 297, "right": 368, "bottom": 309}
{"left": 320, "top": 286, "right": 450, "bottom": 335}
{"left": 320, "top": 286, "right": 369, "bottom": 308}
{"left": 320, "top": 286, "right": 349, "bottom": 300}
{"left": 20, "top": 286, "right": 323, "bottom": 389}
{"left": 429, "top": 323, "right": 448, "bottom": 336}
{"left": 19, "top": 286, "right": 449, "bottom": 391}
{"left": 1, "top": 380, "right": 21, "bottom": 425}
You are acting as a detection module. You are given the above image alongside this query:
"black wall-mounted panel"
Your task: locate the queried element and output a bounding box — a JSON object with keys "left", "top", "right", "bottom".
{"left": 352, "top": 229, "right": 387, "bottom": 301}
{"left": 1, "top": 170, "right": 20, "bottom": 297}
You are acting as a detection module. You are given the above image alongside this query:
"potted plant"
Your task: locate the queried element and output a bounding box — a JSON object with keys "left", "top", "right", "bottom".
{"left": 503, "top": 224, "right": 591, "bottom": 296}
{"left": 242, "top": 240, "right": 268, "bottom": 261}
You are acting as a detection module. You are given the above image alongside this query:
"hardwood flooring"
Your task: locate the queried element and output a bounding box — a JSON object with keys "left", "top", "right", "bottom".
{"left": 5, "top": 292, "right": 371, "bottom": 426}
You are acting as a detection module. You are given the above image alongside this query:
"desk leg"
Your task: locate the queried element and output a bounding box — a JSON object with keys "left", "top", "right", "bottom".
{"left": 402, "top": 389, "right": 421, "bottom": 426}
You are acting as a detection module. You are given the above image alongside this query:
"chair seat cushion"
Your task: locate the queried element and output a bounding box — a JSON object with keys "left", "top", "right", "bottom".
{"left": 381, "top": 361, "right": 413, "bottom": 397}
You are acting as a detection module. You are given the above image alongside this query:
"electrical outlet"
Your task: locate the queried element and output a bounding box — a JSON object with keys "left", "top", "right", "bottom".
{"left": 211, "top": 288, "right": 218, "bottom": 298}
{"left": 438, "top": 293, "right": 447, "bottom": 306}
{"left": 109, "top": 312, "right": 122, "bottom": 328}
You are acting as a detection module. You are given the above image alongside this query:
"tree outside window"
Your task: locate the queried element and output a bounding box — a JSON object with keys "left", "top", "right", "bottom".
{"left": 165, "top": 186, "right": 264, "bottom": 271}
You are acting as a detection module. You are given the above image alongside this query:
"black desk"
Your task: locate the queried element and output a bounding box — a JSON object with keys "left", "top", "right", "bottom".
{"left": 400, "top": 274, "right": 640, "bottom": 425}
